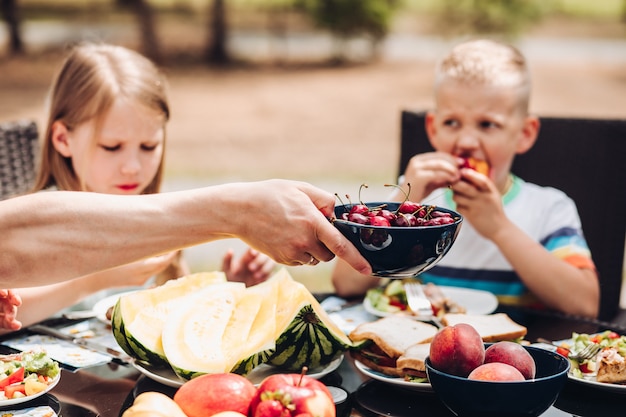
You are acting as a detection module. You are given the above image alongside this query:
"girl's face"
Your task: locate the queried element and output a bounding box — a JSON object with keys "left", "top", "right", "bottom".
{"left": 53, "top": 98, "right": 165, "bottom": 195}
{"left": 426, "top": 80, "right": 537, "bottom": 192}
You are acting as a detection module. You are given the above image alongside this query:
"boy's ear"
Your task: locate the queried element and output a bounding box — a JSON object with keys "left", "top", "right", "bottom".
{"left": 516, "top": 115, "right": 540, "bottom": 155}
{"left": 425, "top": 111, "right": 438, "bottom": 148}
{"left": 50, "top": 121, "right": 73, "bottom": 157}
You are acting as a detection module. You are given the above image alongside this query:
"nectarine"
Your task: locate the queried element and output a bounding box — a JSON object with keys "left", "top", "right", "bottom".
{"left": 484, "top": 341, "right": 536, "bottom": 379}
{"left": 468, "top": 362, "right": 525, "bottom": 381}
{"left": 429, "top": 323, "right": 485, "bottom": 377}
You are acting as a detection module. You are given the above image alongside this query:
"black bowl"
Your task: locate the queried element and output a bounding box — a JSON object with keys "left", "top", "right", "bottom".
{"left": 425, "top": 346, "right": 570, "bottom": 417}
{"left": 333, "top": 202, "right": 463, "bottom": 277}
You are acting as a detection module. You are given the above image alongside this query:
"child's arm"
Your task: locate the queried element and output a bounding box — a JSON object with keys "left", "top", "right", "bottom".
{"left": 331, "top": 258, "right": 381, "bottom": 298}
{"left": 2, "top": 252, "right": 182, "bottom": 331}
{"left": 452, "top": 169, "right": 599, "bottom": 318}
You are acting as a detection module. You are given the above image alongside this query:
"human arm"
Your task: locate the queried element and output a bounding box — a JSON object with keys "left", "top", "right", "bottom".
{"left": 331, "top": 258, "right": 381, "bottom": 298}
{"left": 2, "top": 251, "right": 181, "bottom": 331}
{"left": 0, "top": 180, "right": 371, "bottom": 287}
{"left": 452, "top": 169, "right": 600, "bottom": 317}
{"left": 222, "top": 247, "right": 276, "bottom": 287}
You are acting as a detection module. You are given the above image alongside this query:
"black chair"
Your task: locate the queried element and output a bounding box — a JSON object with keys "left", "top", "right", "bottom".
{"left": 0, "top": 120, "right": 39, "bottom": 200}
{"left": 398, "top": 110, "right": 626, "bottom": 322}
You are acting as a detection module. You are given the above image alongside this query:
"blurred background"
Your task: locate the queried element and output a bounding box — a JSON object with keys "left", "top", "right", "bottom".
{"left": 2, "top": 0, "right": 625, "bottom": 298}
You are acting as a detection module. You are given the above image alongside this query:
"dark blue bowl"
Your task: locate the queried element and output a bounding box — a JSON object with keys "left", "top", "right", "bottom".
{"left": 333, "top": 202, "right": 463, "bottom": 278}
{"left": 426, "top": 345, "right": 570, "bottom": 417}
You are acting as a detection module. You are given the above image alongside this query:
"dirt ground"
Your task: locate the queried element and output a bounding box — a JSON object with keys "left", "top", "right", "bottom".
{"left": 1, "top": 31, "right": 625, "bottom": 294}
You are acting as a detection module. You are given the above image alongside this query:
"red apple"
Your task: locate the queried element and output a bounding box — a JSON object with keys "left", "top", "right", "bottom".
{"left": 173, "top": 373, "right": 256, "bottom": 417}
{"left": 250, "top": 373, "right": 335, "bottom": 417}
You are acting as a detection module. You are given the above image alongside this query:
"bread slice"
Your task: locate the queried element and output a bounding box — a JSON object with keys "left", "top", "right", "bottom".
{"left": 397, "top": 342, "right": 431, "bottom": 378}
{"left": 440, "top": 313, "right": 527, "bottom": 342}
{"left": 349, "top": 316, "right": 438, "bottom": 377}
{"left": 349, "top": 316, "right": 438, "bottom": 358}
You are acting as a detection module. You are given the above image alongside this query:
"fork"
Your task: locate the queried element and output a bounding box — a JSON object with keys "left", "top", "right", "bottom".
{"left": 569, "top": 343, "right": 602, "bottom": 361}
{"left": 403, "top": 280, "right": 434, "bottom": 317}
{"left": 537, "top": 338, "right": 602, "bottom": 361}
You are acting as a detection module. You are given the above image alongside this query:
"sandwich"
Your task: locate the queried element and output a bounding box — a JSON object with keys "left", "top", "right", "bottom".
{"left": 440, "top": 313, "right": 527, "bottom": 342}
{"left": 396, "top": 342, "right": 431, "bottom": 381}
{"left": 348, "top": 316, "right": 438, "bottom": 377}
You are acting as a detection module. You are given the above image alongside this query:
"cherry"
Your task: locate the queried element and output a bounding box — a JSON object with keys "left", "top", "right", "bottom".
{"left": 369, "top": 216, "right": 391, "bottom": 227}
{"left": 393, "top": 213, "right": 417, "bottom": 227}
{"left": 348, "top": 212, "right": 369, "bottom": 224}
{"left": 431, "top": 210, "right": 452, "bottom": 218}
{"left": 398, "top": 201, "right": 422, "bottom": 214}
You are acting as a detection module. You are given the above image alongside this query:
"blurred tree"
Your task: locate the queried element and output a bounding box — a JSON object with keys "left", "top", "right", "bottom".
{"left": 116, "top": 0, "right": 161, "bottom": 63}
{"left": 1, "top": 0, "right": 24, "bottom": 55}
{"left": 295, "top": 0, "right": 400, "bottom": 62}
{"left": 206, "top": 0, "right": 229, "bottom": 64}
{"left": 436, "top": 0, "right": 546, "bottom": 38}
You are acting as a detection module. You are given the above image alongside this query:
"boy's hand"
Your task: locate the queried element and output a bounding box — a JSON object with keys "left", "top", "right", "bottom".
{"left": 451, "top": 168, "right": 507, "bottom": 239}
{"left": 399, "top": 152, "right": 463, "bottom": 201}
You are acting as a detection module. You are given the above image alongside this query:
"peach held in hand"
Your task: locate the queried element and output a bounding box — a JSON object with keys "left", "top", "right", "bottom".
{"left": 484, "top": 341, "right": 536, "bottom": 380}
{"left": 468, "top": 362, "right": 525, "bottom": 381}
{"left": 429, "top": 323, "right": 485, "bottom": 377}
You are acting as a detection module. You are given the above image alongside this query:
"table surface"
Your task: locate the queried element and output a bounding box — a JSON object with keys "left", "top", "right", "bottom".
{"left": 1, "top": 301, "right": 625, "bottom": 417}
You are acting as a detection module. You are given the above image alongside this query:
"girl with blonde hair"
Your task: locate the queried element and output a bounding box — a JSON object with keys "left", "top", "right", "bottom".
{"left": 4, "top": 43, "right": 274, "bottom": 330}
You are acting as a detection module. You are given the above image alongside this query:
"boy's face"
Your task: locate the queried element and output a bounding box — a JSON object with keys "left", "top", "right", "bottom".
{"left": 427, "top": 80, "right": 537, "bottom": 192}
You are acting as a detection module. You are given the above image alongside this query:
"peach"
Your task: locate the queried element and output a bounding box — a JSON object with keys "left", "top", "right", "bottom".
{"left": 429, "top": 323, "right": 485, "bottom": 377}
{"left": 468, "top": 362, "right": 525, "bottom": 381}
{"left": 484, "top": 341, "right": 536, "bottom": 379}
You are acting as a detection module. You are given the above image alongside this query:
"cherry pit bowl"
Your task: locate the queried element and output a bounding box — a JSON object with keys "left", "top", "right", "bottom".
{"left": 332, "top": 202, "right": 463, "bottom": 278}
{"left": 425, "top": 345, "right": 570, "bottom": 417}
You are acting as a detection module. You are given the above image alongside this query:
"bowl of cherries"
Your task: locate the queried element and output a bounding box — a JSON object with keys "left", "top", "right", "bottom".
{"left": 333, "top": 186, "right": 463, "bottom": 278}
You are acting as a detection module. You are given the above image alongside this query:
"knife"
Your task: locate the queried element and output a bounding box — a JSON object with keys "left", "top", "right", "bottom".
{"left": 29, "top": 324, "right": 132, "bottom": 363}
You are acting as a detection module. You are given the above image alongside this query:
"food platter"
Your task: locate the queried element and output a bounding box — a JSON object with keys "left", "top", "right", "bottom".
{"left": 0, "top": 374, "right": 61, "bottom": 407}
{"left": 132, "top": 354, "right": 344, "bottom": 388}
{"left": 363, "top": 285, "right": 498, "bottom": 318}
{"left": 354, "top": 360, "right": 433, "bottom": 393}
{"left": 547, "top": 336, "right": 626, "bottom": 394}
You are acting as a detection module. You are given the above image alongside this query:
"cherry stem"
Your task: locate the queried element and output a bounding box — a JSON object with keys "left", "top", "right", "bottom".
{"left": 384, "top": 183, "right": 412, "bottom": 214}
{"left": 334, "top": 193, "right": 347, "bottom": 208}
{"left": 298, "top": 367, "right": 309, "bottom": 386}
{"left": 358, "top": 183, "right": 369, "bottom": 204}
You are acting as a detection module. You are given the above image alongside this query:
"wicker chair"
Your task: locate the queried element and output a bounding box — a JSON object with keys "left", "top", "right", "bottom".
{"left": 398, "top": 110, "right": 626, "bottom": 322}
{"left": 0, "top": 120, "right": 39, "bottom": 200}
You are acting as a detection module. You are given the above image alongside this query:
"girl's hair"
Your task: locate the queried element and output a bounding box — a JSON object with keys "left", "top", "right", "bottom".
{"left": 32, "top": 42, "right": 170, "bottom": 194}
{"left": 434, "top": 39, "right": 531, "bottom": 112}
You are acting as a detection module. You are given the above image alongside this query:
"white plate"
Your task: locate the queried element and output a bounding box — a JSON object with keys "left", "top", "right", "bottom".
{"left": 363, "top": 285, "right": 498, "bottom": 318}
{"left": 354, "top": 360, "right": 432, "bottom": 392}
{"left": 132, "top": 354, "right": 344, "bottom": 388}
{"left": 92, "top": 291, "right": 138, "bottom": 323}
{"left": 543, "top": 337, "right": 626, "bottom": 394}
{"left": 0, "top": 373, "right": 61, "bottom": 407}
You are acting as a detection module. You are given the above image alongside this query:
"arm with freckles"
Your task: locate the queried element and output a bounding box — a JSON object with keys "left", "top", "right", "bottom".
{"left": 0, "top": 180, "right": 371, "bottom": 288}
{"left": 451, "top": 170, "right": 599, "bottom": 318}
